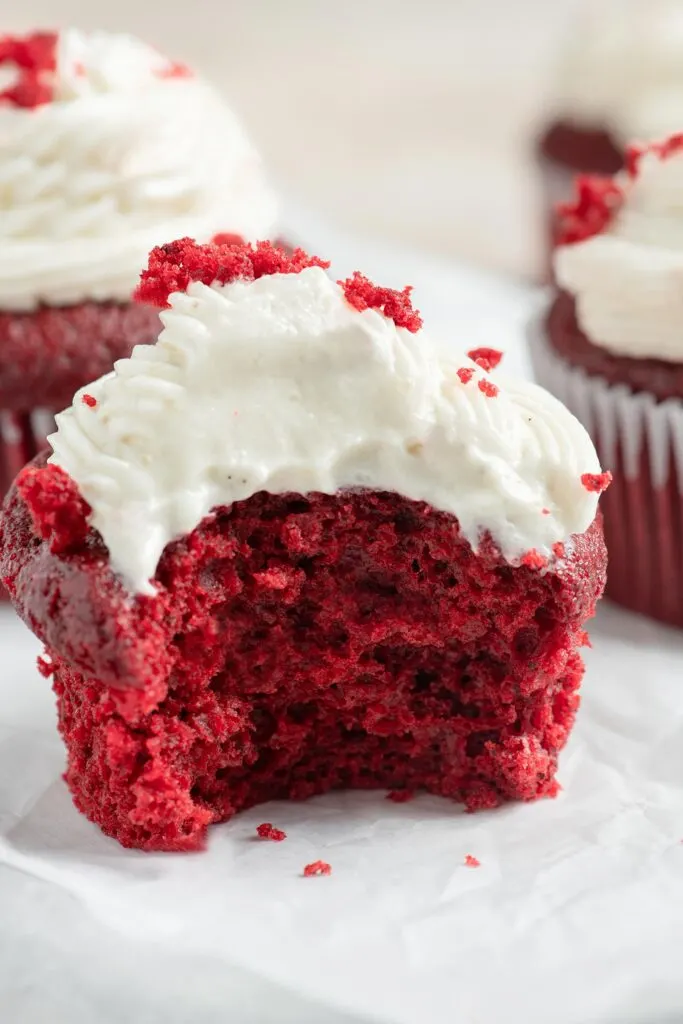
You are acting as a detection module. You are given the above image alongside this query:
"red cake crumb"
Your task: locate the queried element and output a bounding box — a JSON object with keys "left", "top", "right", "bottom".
{"left": 155, "top": 61, "right": 192, "bottom": 80}
{"left": 386, "top": 789, "right": 414, "bottom": 803}
{"left": 37, "top": 652, "right": 54, "bottom": 678}
{"left": 467, "top": 348, "right": 503, "bottom": 372}
{"left": 211, "top": 233, "right": 244, "bottom": 247}
{"left": 521, "top": 550, "right": 547, "bottom": 571}
{"left": 464, "top": 854, "right": 480, "bottom": 868}
{"left": 541, "top": 508, "right": 550, "bottom": 516}
{"left": 552, "top": 542, "right": 566, "bottom": 561}
{"left": 456, "top": 367, "right": 475, "bottom": 385}
{"left": 626, "top": 133, "right": 683, "bottom": 177}
{"left": 555, "top": 175, "right": 624, "bottom": 245}
{"left": 0, "top": 456, "right": 607, "bottom": 852}
{"left": 303, "top": 860, "right": 332, "bottom": 877}
{"left": 256, "top": 822, "right": 286, "bottom": 841}
{"left": 581, "top": 472, "right": 612, "bottom": 494}
{"left": 339, "top": 272, "right": 423, "bottom": 332}
{"left": 136, "top": 239, "right": 329, "bottom": 309}
{"left": 478, "top": 379, "right": 499, "bottom": 398}
{"left": 81, "top": 394, "right": 97, "bottom": 408}
{"left": 0, "top": 31, "right": 58, "bottom": 108}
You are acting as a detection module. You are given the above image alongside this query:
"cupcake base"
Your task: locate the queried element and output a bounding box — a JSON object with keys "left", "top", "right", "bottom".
{"left": 530, "top": 317, "right": 683, "bottom": 628}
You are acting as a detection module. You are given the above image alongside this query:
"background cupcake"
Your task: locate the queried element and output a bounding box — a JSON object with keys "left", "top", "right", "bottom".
{"left": 537, "top": 0, "right": 683, "bottom": 257}
{"left": 0, "top": 28, "right": 277, "bottom": 504}
{"left": 531, "top": 132, "right": 683, "bottom": 626}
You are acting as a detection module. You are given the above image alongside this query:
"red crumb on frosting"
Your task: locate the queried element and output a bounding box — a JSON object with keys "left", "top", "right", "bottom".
{"left": 457, "top": 367, "right": 475, "bottom": 385}
{"left": 478, "top": 379, "right": 499, "bottom": 398}
{"left": 386, "top": 789, "right": 414, "bottom": 803}
{"left": 626, "top": 133, "right": 683, "bottom": 177}
{"left": 211, "top": 232, "right": 244, "bottom": 247}
{"left": 155, "top": 61, "right": 193, "bottom": 80}
{"left": 303, "top": 860, "right": 332, "bottom": 877}
{"left": 555, "top": 175, "right": 624, "bottom": 245}
{"left": 467, "top": 348, "right": 503, "bottom": 372}
{"left": 136, "top": 238, "right": 330, "bottom": 308}
{"left": 0, "top": 31, "right": 58, "bottom": 108}
{"left": 581, "top": 471, "right": 612, "bottom": 494}
{"left": 339, "top": 272, "right": 423, "bottom": 332}
{"left": 256, "top": 822, "right": 287, "bottom": 841}
{"left": 521, "top": 550, "right": 547, "bottom": 571}
{"left": 81, "top": 393, "right": 97, "bottom": 408}
{"left": 541, "top": 508, "right": 551, "bottom": 516}
{"left": 553, "top": 542, "right": 566, "bottom": 560}
{"left": 464, "top": 854, "right": 480, "bottom": 867}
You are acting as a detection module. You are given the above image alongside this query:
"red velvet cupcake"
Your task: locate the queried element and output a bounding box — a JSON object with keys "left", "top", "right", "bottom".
{"left": 537, "top": 1, "right": 683, "bottom": 258}
{"left": 0, "top": 239, "right": 608, "bottom": 852}
{"left": 532, "top": 133, "right": 683, "bottom": 626}
{"left": 0, "top": 29, "right": 277, "bottom": 510}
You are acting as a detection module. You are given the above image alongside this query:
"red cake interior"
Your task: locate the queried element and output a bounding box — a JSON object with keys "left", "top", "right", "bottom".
{"left": 1, "top": 459, "right": 606, "bottom": 852}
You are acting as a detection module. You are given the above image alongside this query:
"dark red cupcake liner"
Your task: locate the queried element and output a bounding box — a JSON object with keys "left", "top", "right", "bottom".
{"left": 530, "top": 316, "right": 683, "bottom": 628}
{"left": 0, "top": 409, "right": 55, "bottom": 600}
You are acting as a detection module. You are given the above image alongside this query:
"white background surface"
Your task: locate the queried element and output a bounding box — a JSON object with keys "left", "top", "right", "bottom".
{"left": 2, "top": 219, "right": 683, "bottom": 1024}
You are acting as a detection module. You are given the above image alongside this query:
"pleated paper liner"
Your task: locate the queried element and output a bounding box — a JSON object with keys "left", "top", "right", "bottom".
{"left": 529, "top": 317, "right": 683, "bottom": 628}
{"left": 0, "top": 409, "right": 55, "bottom": 601}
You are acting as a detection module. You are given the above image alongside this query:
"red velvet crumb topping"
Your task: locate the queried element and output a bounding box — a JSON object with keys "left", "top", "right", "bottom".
{"left": 626, "top": 132, "right": 683, "bottom": 177}
{"left": 0, "top": 31, "right": 58, "bottom": 108}
{"left": 303, "top": 860, "right": 332, "bottom": 877}
{"left": 581, "top": 471, "right": 612, "bottom": 494}
{"left": 464, "top": 854, "right": 480, "bottom": 868}
{"left": 478, "top": 378, "right": 499, "bottom": 398}
{"left": 456, "top": 367, "right": 475, "bottom": 385}
{"left": 155, "top": 61, "right": 193, "bottom": 80}
{"left": 339, "top": 272, "right": 423, "bottom": 332}
{"left": 256, "top": 822, "right": 287, "bottom": 841}
{"left": 521, "top": 550, "right": 547, "bottom": 571}
{"left": 81, "top": 393, "right": 97, "bottom": 408}
{"left": 136, "top": 238, "right": 330, "bottom": 308}
{"left": 555, "top": 175, "right": 624, "bottom": 245}
{"left": 467, "top": 347, "right": 503, "bottom": 372}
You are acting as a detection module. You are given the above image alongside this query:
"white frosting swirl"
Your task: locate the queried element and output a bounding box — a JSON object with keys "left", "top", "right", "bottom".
{"left": 0, "top": 29, "right": 277, "bottom": 310}
{"left": 555, "top": 0, "right": 683, "bottom": 144}
{"left": 555, "top": 146, "right": 683, "bottom": 361}
{"left": 48, "top": 266, "right": 602, "bottom": 594}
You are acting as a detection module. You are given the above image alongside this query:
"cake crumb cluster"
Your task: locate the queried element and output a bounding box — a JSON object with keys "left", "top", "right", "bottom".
{"left": 303, "top": 861, "right": 332, "bottom": 877}
{"left": 581, "top": 472, "right": 612, "bottom": 494}
{"left": 625, "top": 133, "right": 683, "bottom": 177}
{"left": 256, "top": 822, "right": 287, "bottom": 841}
{"left": 136, "top": 238, "right": 330, "bottom": 309}
{"left": 464, "top": 854, "right": 481, "bottom": 868}
{"left": 0, "top": 31, "right": 58, "bottom": 109}
{"left": 467, "top": 347, "right": 503, "bottom": 372}
{"left": 556, "top": 176, "right": 624, "bottom": 245}
{"left": 339, "top": 272, "right": 423, "bottom": 332}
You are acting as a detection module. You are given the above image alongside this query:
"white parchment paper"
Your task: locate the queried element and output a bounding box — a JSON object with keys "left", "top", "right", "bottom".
{"left": 1, "top": 219, "right": 682, "bottom": 1024}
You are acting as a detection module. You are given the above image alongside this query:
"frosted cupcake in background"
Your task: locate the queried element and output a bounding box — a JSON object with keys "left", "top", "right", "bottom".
{"left": 531, "top": 132, "right": 683, "bottom": 627}
{"left": 0, "top": 29, "right": 277, "bottom": 503}
{"left": 537, "top": 0, "right": 683, "bottom": 254}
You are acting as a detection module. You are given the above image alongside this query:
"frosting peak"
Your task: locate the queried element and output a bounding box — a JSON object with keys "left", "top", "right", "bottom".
{"left": 555, "top": 134, "right": 683, "bottom": 362}
{"left": 0, "top": 29, "right": 277, "bottom": 310}
{"left": 48, "top": 245, "right": 603, "bottom": 594}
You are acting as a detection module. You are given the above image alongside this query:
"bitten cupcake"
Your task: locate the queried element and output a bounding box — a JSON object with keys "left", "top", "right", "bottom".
{"left": 0, "top": 29, "right": 276, "bottom": 504}
{"left": 0, "top": 239, "right": 608, "bottom": 851}
{"left": 537, "top": 0, "right": 683, "bottom": 253}
{"left": 531, "top": 132, "right": 683, "bottom": 626}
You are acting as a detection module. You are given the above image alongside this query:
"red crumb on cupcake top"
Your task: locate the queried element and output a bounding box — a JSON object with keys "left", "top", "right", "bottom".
{"left": 625, "top": 133, "right": 683, "bottom": 177}
{"left": 339, "top": 272, "right": 423, "bottom": 332}
{"left": 81, "top": 393, "right": 97, "bottom": 408}
{"left": 135, "top": 238, "right": 330, "bottom": 308}
{"left": 521, "top": 549, "right": 547, "bottom": 571}
{"left": 0, "top": 31, "right": 58, "bottom": 109}
{"left": 581, "top": 471, "right": 612, "bottom": 494}
{"left": 256, "top": 822, "right": 287, "bottom": 841}
{"left": 154, "top": 61, "right": 192, "bottom": 80}
{"left": 456, "top": 367, "right": 475, "bottom": 385}
{"left": 303, "top": 860, "right": 332, "bottom": 877}
{"left": 467, "top": 347, "right": 503, "bottom": 372}
{"left": 478, "top": 379, "right": 499, "bottom": 398}
{"left": 556, "top": 176, "right": 624, "bottom": 246}
{"left": 464, "top": 854, "right": 480, "bottom": 868}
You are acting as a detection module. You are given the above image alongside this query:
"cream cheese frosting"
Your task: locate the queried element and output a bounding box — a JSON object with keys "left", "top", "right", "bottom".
{"left": 555, "top": 141, "right": 683, "bottom": 362}
{"left": 0, "top": 29, "right": 277, "bottom": 310}
{"left": 554, "top": 0, "right": 683, "bottom": 144}
{"left": 48, "top": 264, "right": 603, "bottom": 594}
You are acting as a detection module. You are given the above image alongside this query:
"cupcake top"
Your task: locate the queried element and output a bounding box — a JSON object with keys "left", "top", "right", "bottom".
{"left": 553, "top": 0, "right": 683, "bottom": 145}
{"left": 555, "top": 133, "right": 683, "bottom": 362}
{"left": 45, "top": 239, "right": 607, "bottom": 594}
{"left": 0, "top": 29, "right": 276, "bottom": 311}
